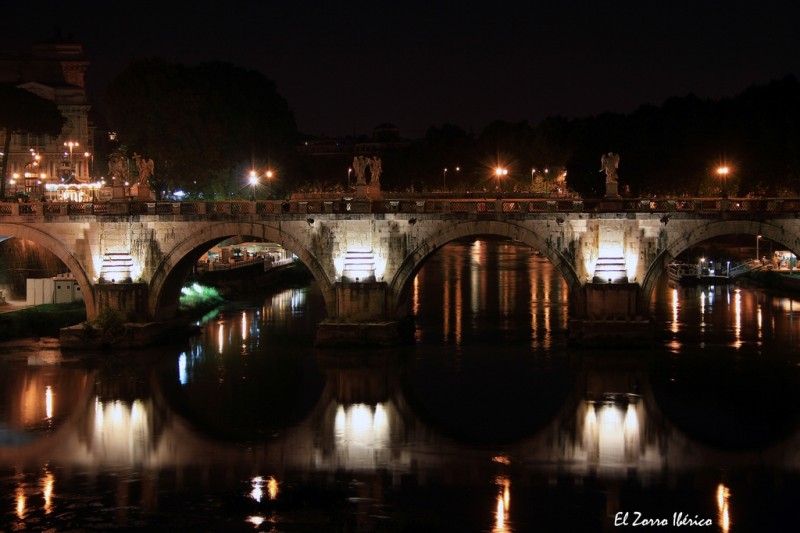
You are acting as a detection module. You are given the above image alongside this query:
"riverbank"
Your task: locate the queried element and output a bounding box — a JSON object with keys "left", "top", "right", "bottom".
{"left": 737, "top": 269, "right": 800, "bottom": 293}
{"left": 0, "top": 301, "right": 85, "bottom": 341}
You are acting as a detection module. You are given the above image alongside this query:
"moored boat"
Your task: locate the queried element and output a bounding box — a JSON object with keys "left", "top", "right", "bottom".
{"left": 668, "top": 262, "right": 699, "bottom": 285}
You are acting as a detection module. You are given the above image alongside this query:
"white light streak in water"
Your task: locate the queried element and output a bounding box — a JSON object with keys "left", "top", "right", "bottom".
{"left": 443, "top": 256, "right": 450, "bottom": 339}
{"left": 178, "top": 353, "right": 188, "bottom": 385}
{"left": 671, "top": 288, "right": 679, "bottom": 334}
{"left": 42, "top": 470, "right": 54, "bottom": 514}
{"left": 757, "top": 303, "right": 763, "bottom": 341}
{"left": 250, "top": 476, "right": 264, "bottom": 502}
{"left": 716, "top": 483, "right": 731, "bottom": 533}
{"left": 16, "top": 486, "right": 25, "bottom": 519}
{"left": 247, "top": 515, "right": 265, "bottom": 526}
{"left": 413, "top": 275, "right": 420, "bottom": 316}
{"left": 455, "top": 253, "right": 463, "bottom": 345}
{"left": 493, "top": 476, "right": 511, "bottom": 533}
{"left": 733, "top": 289, "right": 742, "bottom": 349}
{"left": 45, "top": 385, "right": 53, "bottom": 420}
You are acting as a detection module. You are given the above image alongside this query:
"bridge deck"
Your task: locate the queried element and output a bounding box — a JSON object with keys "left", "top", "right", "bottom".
{"left": 1, "top": 196, "right": 799, "bottom": 219}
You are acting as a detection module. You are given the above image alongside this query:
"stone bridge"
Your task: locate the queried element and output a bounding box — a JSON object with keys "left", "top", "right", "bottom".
{"left": 1, "top": 195, "right": 799, "bottom": 344}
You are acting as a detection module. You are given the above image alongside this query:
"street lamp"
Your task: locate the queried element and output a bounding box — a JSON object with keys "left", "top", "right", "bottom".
{"left": 248, "top": 170, "right": 258, "bottom": 200}
{"left": 494, "top": 166, "right": 508, "bottom": 191}
{"left": 84, "top": 152, "right": 92, "bottom": 179}
{"left": 64, "top": 141, "right": 79, "bottom": 178}
{"left": 443, "top": 168, "right": 448, "bottom": 190}
{"left": 756, "top": 234, "right": 762, "bottom": 262}
{"left": 347, "top": 167, "right": 352, "bottom": 188}
{"left": 531, "top": 168, "right": 535, "bottom": 190}
{"left": 265, "top": 169, "right": 274, "bottom": 198}
{"left": 717, "top": 166, "right": 730, "bottom": 198}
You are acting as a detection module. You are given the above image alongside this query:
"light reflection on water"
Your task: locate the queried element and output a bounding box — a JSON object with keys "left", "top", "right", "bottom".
{"left": 2, "top": 238, "right": 800, "bottom": 531}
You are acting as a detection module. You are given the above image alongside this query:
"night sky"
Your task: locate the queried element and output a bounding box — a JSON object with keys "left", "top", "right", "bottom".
{"left": 5, "top": 1, "right": 799, "bottom": 139}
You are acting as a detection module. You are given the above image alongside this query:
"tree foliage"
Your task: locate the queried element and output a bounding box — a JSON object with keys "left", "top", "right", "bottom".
{"left": 105, "top": 59, "right": 298, "bottom": 195}
{"left": 0, "top": 84, "right": 65, "bottom": 197}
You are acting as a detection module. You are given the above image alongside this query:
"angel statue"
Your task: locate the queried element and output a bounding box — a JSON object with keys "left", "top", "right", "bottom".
{"left": 369, "top": 156, "right": 382, "bottom": 186}
{"left": 352, "top": 155, "right": 369, "bottom": 185}
{"left": 600, "top": 152, "right": 620, "bottom": 184}
{"left": 133, "top": 153, "right": 155, "bottom": 186}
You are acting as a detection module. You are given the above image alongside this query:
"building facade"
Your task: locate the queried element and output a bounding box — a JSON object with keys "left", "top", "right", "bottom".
{"left": 0, "top": 40, "right": 93, "bottom": 199}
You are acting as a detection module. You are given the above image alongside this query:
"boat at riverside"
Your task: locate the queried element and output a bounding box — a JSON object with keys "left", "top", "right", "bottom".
{"left": 669, "top": 259, "right": 762, "bottom": 286}
{"left": 668, "top": 262, "right": 699, "bottom": 285}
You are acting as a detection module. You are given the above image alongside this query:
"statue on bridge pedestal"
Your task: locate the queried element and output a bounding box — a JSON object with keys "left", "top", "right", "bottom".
{"left": 352, "top": 155, "right": 383, "bottom": 198}
{"left": 600, "top": 152, "right": 621, "bottom": 198}
{"left": 132, "top": 153, "right": 155, "bottom": 201}
{"left": 353, "top": 156, "right": 368, "bottom": 185}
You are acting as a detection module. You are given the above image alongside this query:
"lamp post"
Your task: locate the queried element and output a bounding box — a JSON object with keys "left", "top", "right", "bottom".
{"left": 84, "top": 152, "right": 93, "bottom": 179}
{"left": 494, "top": 166, "right": 508, "bottom": 191}
{"left": 248, "top": 170, "right": 258, "bottom": 200}
{"left": 443, "top": 168, "right": 448, "bottom": 190}
{"left": 717, "top": 166, "right": 730, "bottom": 198}
{"left": 531, "top": 168, "right": 535, "bottom": 190}
{"left": 347, "top": 167, "right": 352, "bottom": 189}
{"left": 64, "top": 141, "right": 79, "bottom": 179}
{"left": 265, "top": 169, "right": 274, "bottom": 198}
{"left": 756, "top": 234, "right": 762, "bottom": 262}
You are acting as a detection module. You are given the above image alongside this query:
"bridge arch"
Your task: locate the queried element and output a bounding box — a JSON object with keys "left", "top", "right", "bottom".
{"left": 148, "top": 222, "right": 335, "bottom": 320}
{"left": 387, "top": 220, "right": 582, "bottom": 317}
{"left": 641, "top": 219, "right": 800, "bottom": 304}
{"left": 0, "top": 223, "right": 97, "bottom": 320}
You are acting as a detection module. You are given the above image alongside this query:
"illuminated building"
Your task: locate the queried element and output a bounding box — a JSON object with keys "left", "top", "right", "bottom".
{"left": 0, "top": 38, "right": 94, "bottom": 196}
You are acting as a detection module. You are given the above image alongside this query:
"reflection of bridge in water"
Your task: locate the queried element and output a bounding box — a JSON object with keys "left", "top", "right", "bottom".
{"left": 2, "top": 350, "right": 799, "bottom": 525}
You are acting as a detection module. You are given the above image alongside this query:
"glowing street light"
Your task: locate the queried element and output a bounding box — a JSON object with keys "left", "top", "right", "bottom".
{"left": 716, "top": 165, "right": 730, "bottom": 198}
{"left": 347, "top": 167, "right": 352, "bottom": 188}
{"left": 443, "top": 167, "right": 448, "bottom": 190}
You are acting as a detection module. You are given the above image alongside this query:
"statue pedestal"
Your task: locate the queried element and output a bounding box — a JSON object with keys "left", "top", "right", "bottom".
{"left": 605, "top": 181, "right": 620, "bottom": 199}
{"left": 354, "top": 183, "right": 368, "bottom": 199}
{"left": 133, "top": 184, "right": 153, "bottom": 201}
{"left": 111, "top": 185, "right": 127, "bottom": 201}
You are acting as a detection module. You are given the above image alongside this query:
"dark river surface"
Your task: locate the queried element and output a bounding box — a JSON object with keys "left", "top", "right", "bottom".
{"left": 2, "top": 238, "right": 800, "bottom": 532}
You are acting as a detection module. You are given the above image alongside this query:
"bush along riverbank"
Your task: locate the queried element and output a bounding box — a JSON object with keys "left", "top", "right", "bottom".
{"left": 738, "top": 269, "right": 800, "bottom": 293}
{"left": 0, "top": 302, "right": 86, "bottom": 341}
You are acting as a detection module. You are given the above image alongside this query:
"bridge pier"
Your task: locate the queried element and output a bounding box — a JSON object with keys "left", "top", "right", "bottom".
{"left": 569, "top": 283, "right": 651, "bottom": 347}
{"left": 94, "top": 283, "right": 151, "bottom": 321}
{"left": 61, "top": 283, "right": 190, "bottom": 350}
{"left": 316, "top": 281, "right": 411, "bottom": 347}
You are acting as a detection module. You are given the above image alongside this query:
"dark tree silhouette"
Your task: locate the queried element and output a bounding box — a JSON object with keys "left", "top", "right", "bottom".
{"left": 105, "top": 59, "right": 298, "bottom": 196}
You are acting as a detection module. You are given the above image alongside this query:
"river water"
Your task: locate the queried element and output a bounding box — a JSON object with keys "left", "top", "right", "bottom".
{"left": 2, "top": 238, "right": 800, "bottom": 532}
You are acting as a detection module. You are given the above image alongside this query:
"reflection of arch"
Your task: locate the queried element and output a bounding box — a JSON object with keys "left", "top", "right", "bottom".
{"left": 388, "top": 220, "right": 581, "bottom": 316}
{"left": 402, "top": 356, "right": 575, "bottom": 443}
{"left": 0, "top": 367, "right": 96, "bottom": 458}
{"left": 148, "top": 222, "right": 335, "bottom": 320}
{"left": 641, "top": 220, "right": 800, "bottom": 305}
{"left": 152, "top": 343, "right": 327, "bottom": 441}
{"left": 650, "top": 353, "right": 800, "bottom": 450}
{"left": 0, "top": 223, "right": 96, "bottom": 320}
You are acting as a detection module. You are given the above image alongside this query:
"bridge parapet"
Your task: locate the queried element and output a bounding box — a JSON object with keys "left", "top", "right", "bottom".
{"left": 1, "top": 196, "right": 798, "bottom": 220}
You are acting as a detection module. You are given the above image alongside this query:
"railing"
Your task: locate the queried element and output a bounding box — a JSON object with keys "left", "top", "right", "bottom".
{"left": 1, "top": 196, "right": 799, "bottom": 218}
